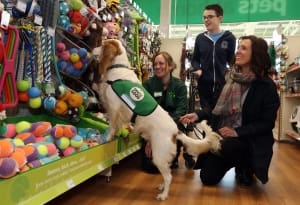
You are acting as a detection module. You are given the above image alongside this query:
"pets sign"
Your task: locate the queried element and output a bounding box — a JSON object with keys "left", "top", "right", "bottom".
{"left": 238, "top": 0, "right": 286, "bottom": 17}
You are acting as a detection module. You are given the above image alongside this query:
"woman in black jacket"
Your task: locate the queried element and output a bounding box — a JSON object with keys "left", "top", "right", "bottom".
{"left": 180, "top": 35, "right": 280, "bottom": 186}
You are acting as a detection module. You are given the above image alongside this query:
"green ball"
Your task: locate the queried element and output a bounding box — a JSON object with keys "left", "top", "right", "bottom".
{"left": 56, "top": 137, "right": 70, "bottom": 150}
{"left": 12, "top": 138, "right": 25, "bottom": 147}
{"left": 36, "top": 144, "right": 48, "bottom": 157}
{"left": 16, "top": 121, "right": 31, "bottom": 133}
{"left": 17, "top": 80, "right": 30, "bottom": 92}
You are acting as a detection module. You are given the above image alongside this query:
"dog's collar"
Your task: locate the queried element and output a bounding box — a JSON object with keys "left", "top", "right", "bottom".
{"left": 107, "top": 64, "right": 129, "bottom": 70}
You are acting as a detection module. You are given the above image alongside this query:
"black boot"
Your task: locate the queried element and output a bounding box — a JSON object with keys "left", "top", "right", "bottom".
{"left": 235, "top": 167, "right": 254, "bottom": 187}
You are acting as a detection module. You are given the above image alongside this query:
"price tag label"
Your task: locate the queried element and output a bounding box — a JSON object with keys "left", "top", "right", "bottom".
{"left": 34, "top": 15, "right": 43, "bottom": 25}
{"left": 66, "top": 179, "right": 75, "bottom": 188}
{"left": 0, "top": 11, "right": 10, "bottom": 29}
{"left": 16, "top": 0, "right": 27, "bottom": 12}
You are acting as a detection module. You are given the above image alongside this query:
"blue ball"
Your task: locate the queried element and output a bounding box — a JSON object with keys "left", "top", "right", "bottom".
{"left": 57, "top": 60, "right": 68, "bottom": 70}
{"left": 59, "top": 2, "right": 70, "bottom": 15}
{"left": 69, "top": 48, "right": 78, "bottom": 54}
{"left": 58, "top": 15, "right": 70, "bottom": 29}
{"left": 28, "top": 87, "right": 42, "bottom": 98}
{"left": 43, "top": 96, "right": 56, "bottom": 110}
{"left": 78, "top": 48, "right": 88, "bottom": 58}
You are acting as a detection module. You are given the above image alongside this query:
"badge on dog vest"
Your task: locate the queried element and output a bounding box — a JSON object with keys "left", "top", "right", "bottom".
{"left": 110, "top": 80, "right": 158, "bottom": 116}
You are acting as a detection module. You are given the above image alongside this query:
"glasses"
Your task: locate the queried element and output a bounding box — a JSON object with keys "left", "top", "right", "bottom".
{"left": 202, "top": 15, "right": 217, "bottom": 20}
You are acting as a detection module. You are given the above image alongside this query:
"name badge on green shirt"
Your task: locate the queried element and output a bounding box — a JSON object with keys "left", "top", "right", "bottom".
{"left": 154, "top": 92, "right": 162, "bottom": 97}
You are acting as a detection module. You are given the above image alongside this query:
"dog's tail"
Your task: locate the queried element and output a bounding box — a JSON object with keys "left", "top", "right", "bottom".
{"left": 177, "top": 124, "right": 221, "bottom": 157}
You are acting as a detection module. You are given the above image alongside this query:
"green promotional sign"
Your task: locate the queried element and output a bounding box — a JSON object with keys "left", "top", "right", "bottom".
{"left": 0, "top": 141, "right": 117, "bottom": 205}
{"left": 130, "top": 0, "right": 300, "bottom": 24}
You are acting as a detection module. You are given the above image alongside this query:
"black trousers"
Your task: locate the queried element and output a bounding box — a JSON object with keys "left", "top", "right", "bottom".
{"left": 198, "top": 137, "right": 252, "bottom": 185}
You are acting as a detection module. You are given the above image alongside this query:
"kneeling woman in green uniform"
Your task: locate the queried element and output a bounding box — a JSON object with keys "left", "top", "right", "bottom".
{"left": 142, "top": 51, "right": 195, "bottom": 172}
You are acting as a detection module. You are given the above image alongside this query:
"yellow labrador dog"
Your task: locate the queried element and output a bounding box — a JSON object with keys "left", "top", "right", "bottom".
{"left": 93, "top": 39, "right": 221, "bottom": 200}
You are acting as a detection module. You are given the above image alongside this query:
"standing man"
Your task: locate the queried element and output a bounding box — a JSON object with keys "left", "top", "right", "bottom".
{"left": 191, "top": 4, "right": 236, "bottom": 122}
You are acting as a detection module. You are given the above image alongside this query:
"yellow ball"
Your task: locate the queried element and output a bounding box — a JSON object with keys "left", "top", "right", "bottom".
{"left": 70, "top": 53, "right": 80, "bottom": 63}
{"left": 29, "top": 97, "right": 42, "bottom": 109}
{"left": 16, "top": 121, "right": 31, "bottom": 133}
{"left": 36, "top": 144, "right": 48, "bottom": 158}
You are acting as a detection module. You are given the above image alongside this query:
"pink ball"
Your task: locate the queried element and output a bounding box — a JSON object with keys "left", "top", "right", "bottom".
{"left": 60, "top": 50, "right": 70, "bottom": 61}
{"left": 63, "top": 146, "right": 76, "bottom": 156}
{"left": 46, "top": 143, "right": 57, "bottom": 156}
{"left": 56, "top": 42, "right": 66, "bottom": 53}
{"left": 2, "top": 124, "right": 16, "bottom": 138}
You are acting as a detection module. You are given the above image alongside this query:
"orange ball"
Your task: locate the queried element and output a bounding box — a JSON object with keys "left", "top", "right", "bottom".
{"left": 73, "top": 60, "right": 83, "bottom": 70}
{"left": 63, "top": 125, "right": 77, "bottom": 138}
{"left": 51, "top": 125, "right": 64, "bottom": 138}
{"left": 67, "top": 93, "right": 83, "bottom": 107}
{"left": 58, "top": 90, "right": 71, "bottom": 101}
{"left": 10, "top": 147, "right": 27, "bottom": 168}
{"left": 0, "top": 140, "right": 14, "bottom": 158}
{"left": 54, "top": 100, "right": 68, "bottom": 115}
{"left": 15, "top": 132, "right": 36, "bottom": 144}
{"left": 18, "top": 91, "right": 30, "bottom": 102}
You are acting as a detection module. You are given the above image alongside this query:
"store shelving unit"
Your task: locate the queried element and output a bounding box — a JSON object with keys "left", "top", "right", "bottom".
{"left": 278, "top": 66, "right": 300, "bottom": 141}
{"left": 0, "top": 139, "right": 141, "bottom": 205}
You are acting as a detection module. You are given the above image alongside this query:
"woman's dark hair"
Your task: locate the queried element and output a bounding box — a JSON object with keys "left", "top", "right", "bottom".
{"left": 204, "top": 4, "right": 223, "bottom": 17}
{"left": 236, "top": 35, "right": 272, "bottom": 78}
{"left": 154, "top": 51, "right": 177, "bottom": 71}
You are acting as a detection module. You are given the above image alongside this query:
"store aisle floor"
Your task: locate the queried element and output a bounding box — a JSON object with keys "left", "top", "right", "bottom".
{"left": 47, "top": 141, "right": 300, "bottom": 205}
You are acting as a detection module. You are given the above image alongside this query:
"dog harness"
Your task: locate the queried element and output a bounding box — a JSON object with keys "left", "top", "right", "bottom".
{"left": 108, "top": 79, "right": 158, "bottom": 122}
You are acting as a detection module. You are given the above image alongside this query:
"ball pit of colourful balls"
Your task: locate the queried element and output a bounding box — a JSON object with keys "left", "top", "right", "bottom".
{"left": 56, "top": 42, "right": 91, "bottom": 78}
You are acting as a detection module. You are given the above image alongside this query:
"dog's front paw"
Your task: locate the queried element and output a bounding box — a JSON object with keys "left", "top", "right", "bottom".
{"left": 156, "top": 193, "right": 168, "bottom": 200}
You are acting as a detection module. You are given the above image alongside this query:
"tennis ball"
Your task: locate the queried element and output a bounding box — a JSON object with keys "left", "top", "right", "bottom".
{"left": 63, "top": 125, "right": 77, "bottom": 138}
{"left": 46, "top": 143, "right": 57, "bottom": 156}
{"left": 10, "top": 148, "right": 27, "bottom": 168}
{"left": 4, "top": 124, "right": 17, "bottom": 138}
{"left": 63, "top": 146, "right": 76, "bottom": 156}
{"left": 44, "top": 134, "right": 54, "bottom": 143}
{"left": 43, "top": 96, "right": 56, "bottom": 111}
{"left": 0, "top": 158, "right": 19, "bottom": 178}
{"left": 12, "top": 138, "right": 25, "bottom": 147}
{"left": 15, "top": 121, "right": 31, "bottom": 133}
{"left": 70, "top": 135, "right": 83, "bottom": 148}
{"left": 56, "top": 137, "right": 70, "bottom": 150}
{"left": 77, "top": 143, "right": 89, "bottom": 152}
{"left": 30, "top": 122, "right": 52, "bottom": 137}
{"left": 29, "top": 97, "right": 42, "bottom": 109}
{"left": 15, "top": 132, "right": 36, "bottom": 144}
{"left": 51, "top": 125, "right": 64, "bottom": 138}
{"left": 23, "top": 144, "right": 39, "bottom": 162}
{"left": 16, "top": 80, "right": 30, "bottom": 92}
{"left": 35, "top": 144, "right": 48, "bottom": 158}
{"left": 0, "top": 140, "right": 15, "bottom": 157}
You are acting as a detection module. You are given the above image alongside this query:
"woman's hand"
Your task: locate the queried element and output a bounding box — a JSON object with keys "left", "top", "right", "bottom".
{"left": 145, "top": 141, "right": 152, "bottom": 158}
{"left": 218, "top": 127, "right": 238, "bottom": 138}
{"left": 179, "top": 113, "right": 199, "bottom": 124}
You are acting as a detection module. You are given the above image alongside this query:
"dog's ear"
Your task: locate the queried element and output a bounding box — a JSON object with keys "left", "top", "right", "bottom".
{"left": 98, "top": 40, "right": 122, "bottom": 76}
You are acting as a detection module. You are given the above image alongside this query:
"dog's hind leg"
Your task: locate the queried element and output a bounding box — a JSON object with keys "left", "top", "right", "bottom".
{"left": 153, "top": 160, "right": 172, "bottom": 200}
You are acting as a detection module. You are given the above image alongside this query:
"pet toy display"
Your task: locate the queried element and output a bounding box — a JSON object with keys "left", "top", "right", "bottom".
{"left": 0, "top": 25, "right": 20, "bottom": 109}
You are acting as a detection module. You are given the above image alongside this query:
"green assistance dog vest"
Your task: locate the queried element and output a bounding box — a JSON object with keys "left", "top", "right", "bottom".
{"left": 109, "top": 79, "right": 158, "bottom": 116}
